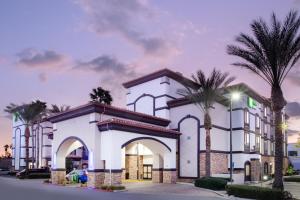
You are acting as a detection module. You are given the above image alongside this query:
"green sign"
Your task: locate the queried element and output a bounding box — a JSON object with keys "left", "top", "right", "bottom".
{"left": 248, "top": 97, "right": 257, "bottom": 108}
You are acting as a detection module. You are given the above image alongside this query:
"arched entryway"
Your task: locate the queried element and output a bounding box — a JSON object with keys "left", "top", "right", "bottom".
{"left": 244, "top": 161, "right": 251, "bottom": 182}
{"left": 121, "top": 137, "right": 173, "bottom": 183}
{"left": 51, "top": 136, "right": 90, "bottom": 184}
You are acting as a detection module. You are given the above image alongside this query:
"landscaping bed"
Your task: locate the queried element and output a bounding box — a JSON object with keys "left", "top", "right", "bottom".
{"left": 194, "top": 177, "right": 228, "bottom": 190}
{"left": 284, "top": 177, "right": 300, "bottom": 182}
{"left": 226, "top": 185, "right": 294, "bottom": 200}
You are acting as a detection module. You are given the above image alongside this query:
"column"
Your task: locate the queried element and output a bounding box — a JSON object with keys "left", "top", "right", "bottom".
{"left": 163, "top": 152, "right": 177, "bottom": 184}
{"left": 152, "top": 153, "right": 163, "bottom": 183}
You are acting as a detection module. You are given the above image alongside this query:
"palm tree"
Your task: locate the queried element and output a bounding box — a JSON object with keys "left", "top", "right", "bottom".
{"left": 31, "top": 100, "right": 47, "bottom": 168}
{"left": 48, "top": 104, "right": 70, "bottom": 114}
{"left": 5, "top": 102, "right": 46, "bottom": 170}
{"left": 178, "top": 69, "right": 235, "bottom": 177}
{"left": 89, "top": 87, "right": 113, "bottom": 105}
{"left": 227, "top": 11, "right": 300, "bottom": 189}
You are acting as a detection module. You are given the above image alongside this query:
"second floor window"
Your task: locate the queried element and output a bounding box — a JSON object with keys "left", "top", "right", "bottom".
{"left": 288, "top": 151, "right": 298, "bottom": 157}
{"left": 255, "top": 135, "right": 260, "bottom": 150}
{"left": 245, "top": 131, "right": 250, "bottom": 146}
{"left": 256, "top": 115, "right": 260, "bottom": 128}
{"left": 264, "top": 107, "right": 267, "bottom": 117}
{"left": 244, "top": 110, "right": 250, "bottom": 124}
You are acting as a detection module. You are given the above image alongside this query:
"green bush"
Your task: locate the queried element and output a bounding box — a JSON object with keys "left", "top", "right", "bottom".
{"left": 100, "top": 185, "right": 126, "bottom": 191}
{"left": 226, "top": 185, "right": 294, "bottom": 200}
{"left": 27, "top": 173, "right": 50, "bottom": 179}
{"left": 284, "top": 177, "right": 300, "bottom": 182}
{"left": 194, "top": 177, "right": 228, "bottom": 190}
{"left": 286, "top": 165, "right": 296, "bottom": 176}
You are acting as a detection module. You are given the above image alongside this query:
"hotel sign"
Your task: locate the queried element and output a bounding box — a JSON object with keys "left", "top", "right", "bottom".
{"left": 247, "top": 97, "right": 257, "bottom": 108}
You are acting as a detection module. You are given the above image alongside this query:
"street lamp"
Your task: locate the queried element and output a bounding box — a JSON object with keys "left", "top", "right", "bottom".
{"left": 229, "top": 92, "right": 241, "bottom": 183}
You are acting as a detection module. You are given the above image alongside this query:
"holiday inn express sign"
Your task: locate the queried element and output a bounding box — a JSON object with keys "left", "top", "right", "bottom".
{"left": 248, "top": 97, "right": 257, "bottom": 108}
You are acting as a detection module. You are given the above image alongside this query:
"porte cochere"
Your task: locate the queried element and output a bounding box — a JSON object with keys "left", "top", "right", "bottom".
{"left": 48, "top": 102, "right": 179, "bottom": 187}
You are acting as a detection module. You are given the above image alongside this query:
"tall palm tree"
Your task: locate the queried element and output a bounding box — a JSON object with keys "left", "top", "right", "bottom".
{"left": 31, "top": 100, "right": 47, "bottom": 168}
{"left": 89, "top": 87, "right": 113, "bottom": 105}
{"left": 178, "top": 69, "right": 235, "bottom": 177}
{"left": 227, "top": 11, "right": 300, "bottom": 189}
{"left": 5, "top": 102, "right": 46, "bottom": 170}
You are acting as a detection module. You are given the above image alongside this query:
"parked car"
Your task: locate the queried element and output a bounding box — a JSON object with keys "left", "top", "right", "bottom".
{"left": 65, "top": 169, "right": 88, "bottom": 183}
{"left": 16, "top": 168, "right": 50, "bottom": 179}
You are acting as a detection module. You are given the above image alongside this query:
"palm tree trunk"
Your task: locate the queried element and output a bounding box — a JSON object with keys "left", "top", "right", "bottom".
{"left": 204, "top": 112, "right": 212, "bottom": 177}
{"left": 36, "top": 121, "right": 40, "bottom": 168}
{"left": 31, "top": 125, "right": 35, "bottom": 168}
{"left": 25, "top": 125, "right": 30, "bottom": 170}
{"left": 271, "top": 87, "right": 286, "bottom": 190}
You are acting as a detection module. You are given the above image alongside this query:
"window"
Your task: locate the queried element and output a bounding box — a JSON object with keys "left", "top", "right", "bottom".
{"left": 264, "top": 107, "right": 267, "bottom": 117}
{"left": 244, "top": 110, "right": 250, "bottom": 124}
{"left": 264, "top": 123, "right": 268, "bottom": 134}
{"left": 264, "top": 140, "right": 268, "bottom": 154}
{"left": 245, "top": 131, "right": 250, "bottom": 146}
{"left": 288, "top": 151, "right": 298, "bottom": 157}
{"left": 256, "top": 115, "right": 260, "bottom": 128}
{"left": 255, "top": 135, "right": 260, "bottom": 151}
{"left": 270, "top": 142, "right": 274, "bottom": 155}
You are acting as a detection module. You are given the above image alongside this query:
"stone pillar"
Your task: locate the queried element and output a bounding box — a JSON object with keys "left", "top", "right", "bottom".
{"left": 121, "top": 168, "right": 126, "bottom": 181}
{"left": 163, "top": 169, "right": 177, "bottom": 183}
{"left": 250, "top": 158, "right": 261, "bottom": 182}
{"left": 152, "top": 168, "right": 163, "bottom": 183}
{"left": 87, "top": 170, "right": 105, "bottom": 188}
{"left": 51, "top": 169, "right": 66, "bottom": 184}
{"left": 104, "top": 170, "right": 122, "bottom": 185}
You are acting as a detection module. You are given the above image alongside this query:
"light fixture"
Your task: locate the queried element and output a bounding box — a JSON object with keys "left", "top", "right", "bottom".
{"left": 231, "top": 92, "right": 241, "bottom": 101}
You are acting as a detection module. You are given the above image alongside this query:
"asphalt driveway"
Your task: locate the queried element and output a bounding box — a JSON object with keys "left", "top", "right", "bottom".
{"left": 0, "top": 177, "right": 227, "bottom": 200}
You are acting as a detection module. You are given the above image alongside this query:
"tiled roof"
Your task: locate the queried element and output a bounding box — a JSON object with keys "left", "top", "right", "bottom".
{"left": 98, "top": 118, "right": 180, "bottom": 138}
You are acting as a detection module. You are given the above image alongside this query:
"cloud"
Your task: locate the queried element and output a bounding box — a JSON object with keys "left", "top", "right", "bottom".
{"left": 17, "top": 48, "right": 66, "bottom": 68}
{"left": 77, "top": 0, "right": 178, "bottom": 58}
{"left": 75, "top": 55, "right": 127, "bottom": 73}
{"left": 287, "top": 70, "right": 300, "bottom": 86}
{"left": 286, "top": 102, "right": 300, "bottom": 117}
{"left": 38, "top": 73, "right": 47, "bottom": 82}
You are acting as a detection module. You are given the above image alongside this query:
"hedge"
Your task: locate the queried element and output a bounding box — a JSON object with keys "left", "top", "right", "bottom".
{"left": 194, "top": 177, "right": 228, "bottom": 190}
{"left": 27, "top": 173, "right": 51, "bottom": 179}
{"left": 226, "top": 185, "right": 294, "bottom": 200}
{"left": 100, "top": 185, "right": 126, "bottom": 191}
{"left": 284, "top": 177, "right": 300, "bottom": 182}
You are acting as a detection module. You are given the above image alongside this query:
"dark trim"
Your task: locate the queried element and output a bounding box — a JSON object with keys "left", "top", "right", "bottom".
{"left": 42, "top": 145, "right": 52, "bottom": 147}
{"left": 89, "top": 120, "right": 98, "bottom": 124}
{"left": 121, "top": 137, "right": 172, "bottom": 152}
{"left": 178, "top": 176, "right": 198, "bottom": 179}
{"left": 163, "top": 168, "right": 177, "bottom": 171}
{"left": 199, "top": 150, "right": 228, "bottom": 154}
{"left": 122, "top": 68, "right": 198, "bottom": 89}
{"left": 133, "top": 93, "right": 155, "bottom": 116}
{"left": 51, "top": 168, "right": 66, "bottom": 171}
{"left": 103, "top": 169, "right": 123, "bottom": 173}
{"left": 152, "top": 168, "right": 163, "bottom": 171}
{"left": 47, "top": 102, "right": 170, "bottom": 127}
{"left": 155, "top": 106, "right": 170, "bottom": 111}
{"left": 56, "top": 136, "right": 88, "bottom": 154}
{"left": 160, "top": 81, "right": 170, "bottom": 85}
{"left": 99, "top": 123, "right": 180, "bottom": 139}
{"left": 87, "top": 169, "right": 105, "bottom": 172}
{"left": 178, "top": 114, "right": 200, "bottom": 178}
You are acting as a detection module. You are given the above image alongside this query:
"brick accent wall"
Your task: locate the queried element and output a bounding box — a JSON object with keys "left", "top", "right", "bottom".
{"left": 125, "top": 155, "right": 143, "bottom": 179}
{"left": 87, "top": 171, "right": 105, "bottom": 188}
{"left": 152, "top": 169, "right": 163, "bottom": 183}
{"left": 104, "top": 172, "right": 122, "bottom": 185}
{"left": 163, "top": 170, "right": 177, "bottom": 183}
{"left": 250, "top": 159, "right": 260, "bottom": 182}
{"left": 199, "top": 152, "right": 228, "bottom": 176}
{"left": 51, "top": 170, "right": 66, "bottom": 184}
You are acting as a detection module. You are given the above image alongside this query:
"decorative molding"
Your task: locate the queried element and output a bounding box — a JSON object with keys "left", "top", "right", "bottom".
{"left": 121, "top": 137, "right": 172, "bottom": 152}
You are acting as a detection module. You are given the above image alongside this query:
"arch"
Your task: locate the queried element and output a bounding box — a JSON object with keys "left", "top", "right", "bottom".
{"left": 244, "top": 161, "right": 251, "bottom": 181}
{"left": 177, "top": 114, "right": 201, "bottom": 178}
{"left": 133, "top": 93, "right": 155, "bottom": 115}
{"left": 121, "top": 137, "right": 171, "bottom": 152}
{"left": 56, "top": 136, "right": 89, "bottom": 154}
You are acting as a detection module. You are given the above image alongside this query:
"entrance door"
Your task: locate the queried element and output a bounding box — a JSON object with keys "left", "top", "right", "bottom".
{"left": 143, "top": 165, "right": 152, "bottom": 179}
{"left": 245, "top": 161, "right": 251, "bottom": 181}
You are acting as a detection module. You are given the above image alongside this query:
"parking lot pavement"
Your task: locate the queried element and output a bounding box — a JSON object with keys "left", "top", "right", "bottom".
{"left": 0, "top": 177, "right": 227, "bottom": 200}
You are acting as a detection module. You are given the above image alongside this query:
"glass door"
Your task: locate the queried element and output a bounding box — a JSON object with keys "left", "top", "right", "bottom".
{"left": 143, "top": 165, "right": 152, "bottom": 180}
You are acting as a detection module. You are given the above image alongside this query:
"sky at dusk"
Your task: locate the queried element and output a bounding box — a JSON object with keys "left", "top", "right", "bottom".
{"left": 1, "top": 0, "right": 300, "bottom": 155}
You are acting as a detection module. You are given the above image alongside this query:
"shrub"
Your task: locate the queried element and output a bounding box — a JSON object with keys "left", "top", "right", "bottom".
{"left": 284, "top": 177, "right": 300, "bottom": 182}
{"left": 100, "top": 185, "right": 126, "bottom": 191}
{"left": 286, "top": 165, "right": 296, "bottom": 176}
{"left": 27, "top": 173, "right": 51, "bottom": 179}
{"left": 194, "top": 177, "right": 228, "bottom": 190}
{"left": 226, "top": 185, "right": 294, "bottom": 200}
